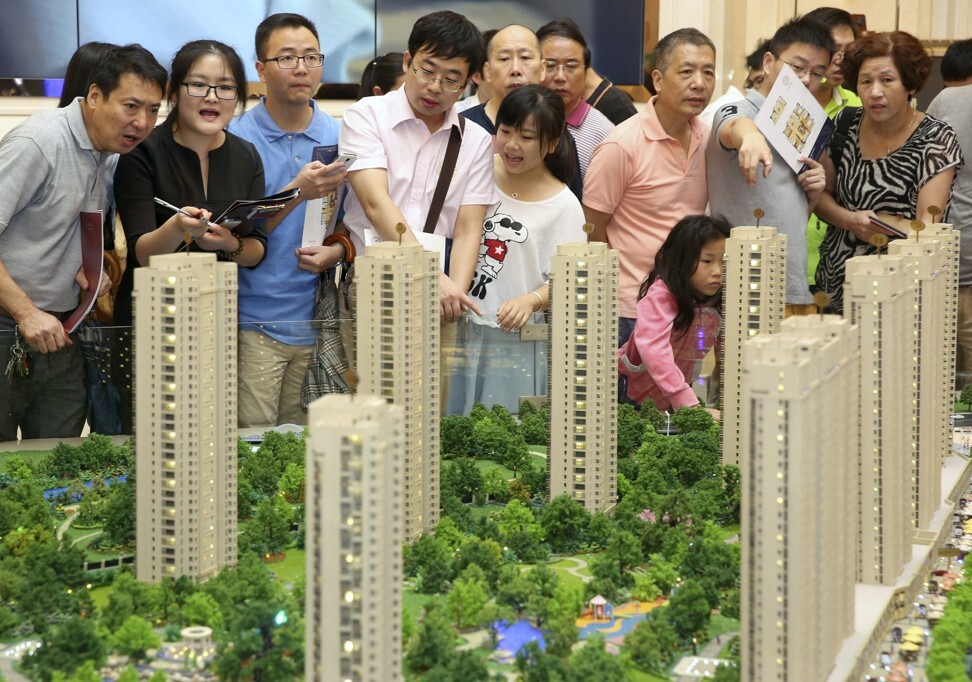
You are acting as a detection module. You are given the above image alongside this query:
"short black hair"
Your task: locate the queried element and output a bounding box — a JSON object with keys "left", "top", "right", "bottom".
{"left": 768, "top": 16, "right": 836, "bottom": 59}
{"left": 941, "top": 38, "right": 972, "bottom": 83}
{"left": 537, "top": 18, "right": 591, "bottom": 68}
{"left": 495, "top": 84, "right": 572, "bottom": 185}
{"left": 358, "top": 52, "right": 405, "bottom": 99}
{"left": 803, "top": 6, "right": 855, "bottom": 34}
{"left": 408, "top": 10, "right": 485, "bottom": 79}
{"left": 60, "top": 42, "right": 116, "bottom": 108}
{"left": 255, "top": 13, "right": 320, "bottom": 61}
{"left": 745, "top": 39, "right": 770, "bottom": 71}
{"left": 478, "top": 29, "right": 498, "bottom": 76}
{"left": 89, "top": 44, "right": 167, "bottom": 101}
{"left": 654, "top": 28, "right": 716, "bottom": 74}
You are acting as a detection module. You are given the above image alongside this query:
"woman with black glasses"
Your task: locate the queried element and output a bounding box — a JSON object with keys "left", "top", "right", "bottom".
{"left": 113, "top": 40, "right": 268, "bottom": 327}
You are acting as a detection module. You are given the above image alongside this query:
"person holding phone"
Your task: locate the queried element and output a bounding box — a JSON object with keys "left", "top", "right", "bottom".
{"left": 228, "top": 13, "right": 348, "bottom": 427}
{"left": 113, "top": 39, "right": 268, "bottom": 328}
{"left": 815, "top": 31, "right": 962, "bottom": 314}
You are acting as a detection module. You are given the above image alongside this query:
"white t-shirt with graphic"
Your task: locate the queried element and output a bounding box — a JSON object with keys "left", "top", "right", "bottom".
{"left": 467, "top": 183, "right": 587, "bottom": 328}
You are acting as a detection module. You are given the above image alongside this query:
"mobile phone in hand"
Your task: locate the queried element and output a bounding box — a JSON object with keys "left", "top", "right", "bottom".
{"left": 326, "top": 153, "right": 357, "bottom": 176}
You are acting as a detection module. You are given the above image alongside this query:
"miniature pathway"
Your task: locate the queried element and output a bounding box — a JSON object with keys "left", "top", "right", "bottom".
{"left": 674, "top": 631, "right": 738, "bottom": 681}
{"left": 550, "top": 556, "right": 591, "bottom": 582}
{"left": 457, "top": 630, "right": 518, "bottom": 681}
{"left": 55, "top": 505, "right": 78, "bottom": 541}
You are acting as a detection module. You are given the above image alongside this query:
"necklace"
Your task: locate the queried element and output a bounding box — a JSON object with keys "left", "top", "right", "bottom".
{"left": 873, "top": 107, "right": 918, "bottom": 156}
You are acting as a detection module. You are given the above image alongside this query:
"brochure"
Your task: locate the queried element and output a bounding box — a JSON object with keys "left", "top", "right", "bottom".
{"left": 63, "top": 211, "right": 104, "bottom": 334}
{"left": 301, "top": 145, "right": 341, "bottom": 248}
{"left": 754, "top": 64, "right": 836, "bottom": 174}
{"left": 214, "top": 188, "right": 300, "bottom": 234}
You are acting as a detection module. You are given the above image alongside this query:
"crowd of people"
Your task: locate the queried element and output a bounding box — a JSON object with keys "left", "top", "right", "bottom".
{"left": 0, "top": 7, "right": 967, "bottom": 441}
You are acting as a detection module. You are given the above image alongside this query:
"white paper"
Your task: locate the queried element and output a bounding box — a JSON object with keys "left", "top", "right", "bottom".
{"left": 754, "top": 64, "right": 836, "bottom": 174}
{"left": 300, "top": 186, "right": 343, "bottom": 248}
{"left": 363, "top": 227, "right": 447, "bottom": 272}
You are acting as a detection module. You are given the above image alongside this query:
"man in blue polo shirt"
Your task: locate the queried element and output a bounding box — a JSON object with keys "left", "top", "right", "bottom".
{"left": 230, "top": 12, "right": 348, "bottom": 427}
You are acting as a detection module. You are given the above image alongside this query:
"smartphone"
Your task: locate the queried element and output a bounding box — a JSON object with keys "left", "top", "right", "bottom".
{"left": 326, "top": 153, "right": 357, "bottom": 176}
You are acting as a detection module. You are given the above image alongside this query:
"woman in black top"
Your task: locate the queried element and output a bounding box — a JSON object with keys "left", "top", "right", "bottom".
{"left": 114, "top": 39, "right": 268, "bottom": 326}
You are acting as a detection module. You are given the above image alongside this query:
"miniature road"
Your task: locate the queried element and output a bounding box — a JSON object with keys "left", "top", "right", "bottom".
{"left": 0, "top": 643, "right": 33, "bottom": 682}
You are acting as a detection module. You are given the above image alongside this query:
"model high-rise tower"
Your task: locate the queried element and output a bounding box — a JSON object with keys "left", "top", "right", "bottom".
{"left": 133, "top": 252, "right": 238, "bottom": 583}
{"left": 740, "top": 315, "right": 858, "bottom": 682}
{"left": 843, "top": 255, "right": 914, "bottom": 584}
{"left": 721, "top": 225, "right": 787, "bottom": 466}
{"left": 888, "top": 237, "right": 949, "bottom": 530}
{"left": 921, "top": 221, "right": 960, "bottom": 421}
{"left": 548, "top": 241, "right": 618, "bottom": 514}
{"left": 356, "top": 242, "right": 439, "bottom": 541}
{"left": 305, "top": 395, "right": 403, "bottom": 682}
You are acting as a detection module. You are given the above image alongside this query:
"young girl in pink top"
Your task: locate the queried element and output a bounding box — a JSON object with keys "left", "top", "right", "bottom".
{"left": 618, "top": 214, "right": 730, "bottom": 415}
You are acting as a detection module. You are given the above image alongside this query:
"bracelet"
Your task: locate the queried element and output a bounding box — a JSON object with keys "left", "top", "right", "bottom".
{"left": 529, "top": 291, "right": 543, "bottom": 312}
{"left": 219, "top": 233, "right": 245, "bottom": 260}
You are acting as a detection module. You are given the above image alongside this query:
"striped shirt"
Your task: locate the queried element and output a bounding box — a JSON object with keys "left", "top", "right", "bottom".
{"left": 566, "top": 99, "right": 614, "bottom": 181}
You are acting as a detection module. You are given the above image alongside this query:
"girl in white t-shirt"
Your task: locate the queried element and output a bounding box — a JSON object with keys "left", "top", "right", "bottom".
{"left": 447, "top": 84, "right": 586, "bottom": 415}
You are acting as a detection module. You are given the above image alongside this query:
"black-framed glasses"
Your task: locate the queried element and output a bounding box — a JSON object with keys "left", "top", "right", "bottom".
{"left": 263, "top": 53, "right": 325, "bottom": 69}
{"left": 543, "top": 59, "right": 584, "bottom": 76}
{"left": 181, "top": 82, "right": 239, "bottom": 100}
{"left": 779, "top": 58, "right": 828, "bottom": 84}
{"left": 411, "top": 66, "right": 464, "bottom": 93}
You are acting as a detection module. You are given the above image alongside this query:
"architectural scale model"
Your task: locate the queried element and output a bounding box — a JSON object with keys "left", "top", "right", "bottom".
{"left": 843, "top": 254, "right": 915, "bottom": 585}
{"left": 920, "top": 221, "right": 961, "bottom": 412}
{"left": 721, "top": 225, "right": 787, "bottom": 466}
{"left": 305, "top": 394, "right": 404, "bottom": 682}
{"left": 740, "top": 314, "right": 858, "bottom": 682}
{"left": 547, "top": 240, "right": 619, "bottom": 514}
{"left": 888, "top": 236, "right": 949, "bottom": 530}
{"left": 355, "top": 241, "right": 440, "bottom": 541}
{"left": 132, "top": 252, "right": 238, "bottom": 583}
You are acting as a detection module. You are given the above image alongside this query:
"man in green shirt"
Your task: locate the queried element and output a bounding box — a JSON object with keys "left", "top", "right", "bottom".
{"left": 805, "top": 7, "right": 862, "bottom": 290}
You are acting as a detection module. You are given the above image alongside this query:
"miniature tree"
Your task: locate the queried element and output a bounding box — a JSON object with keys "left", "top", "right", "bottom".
{"left": 445, "top": 567, "right": 489, "bottom": 629}
{"left": 21, "top": 616, "right": 105, "bottom": 681}
{"left": 406, "top": 604, "right": 456, "bottom": 675}
{"left": 960, "top": 384, "right": 972, "bottom": 411}
{"left": 111, "top": 615, "right": 160, "bottom": 663}
{"left": 442, "top": 457, "right": 483, "bottom": 503}
{"left": 618, "top": 403, "right": 647, "bottom": 457}
{"left": 570, "top": 633, "right": 626, "bottom": 678}
{"left": 624, "top": 614, "right": 679, "bottom": 673}
{"left": 246, "top": 495, "right": 293, "bottom": 557}
{"left": 666, "top": 579, "right": 711, "bottom": 642}
{"left": 440, "top": 413, "right": 474, "bottom": 458}
{"left": 540, "top": 494, "right": 589, "bottom": 553}
{"left": 480, "top": 468, "right": 509, "bottom": 504}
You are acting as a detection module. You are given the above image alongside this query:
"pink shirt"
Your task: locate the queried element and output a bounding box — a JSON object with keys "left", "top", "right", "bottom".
{"left": 340, "top": 87, "right": 497, "bottom": 253}
{"left": 618, "top": 279, "right": 721, "bottom": 410}
{"left": 583, "top": 97, "right": 709, "bottom": 318}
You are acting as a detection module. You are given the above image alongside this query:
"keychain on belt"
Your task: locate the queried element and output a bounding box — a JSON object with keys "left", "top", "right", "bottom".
{"left": 5, "top": 325, "right": 30, "bottom": 383}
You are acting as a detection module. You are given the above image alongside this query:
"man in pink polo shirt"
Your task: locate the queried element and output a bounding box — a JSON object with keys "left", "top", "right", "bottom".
{"left": 583, "top": 28, "right": 716, "bottom": 349}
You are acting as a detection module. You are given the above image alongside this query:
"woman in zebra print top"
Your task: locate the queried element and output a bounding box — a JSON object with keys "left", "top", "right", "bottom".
{"left": 814, "top": 31, "right": 963, "bottom": 314}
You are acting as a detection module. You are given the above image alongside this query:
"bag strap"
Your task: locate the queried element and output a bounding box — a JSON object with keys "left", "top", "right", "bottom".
{"left": 588, "top": 79, "right": 612, "bottom": 108}
{"left": 423, "top": 116, "right": 465, "bottom": 234}
{"left": 828, "top": 106, "right": 858, "bottom": 166}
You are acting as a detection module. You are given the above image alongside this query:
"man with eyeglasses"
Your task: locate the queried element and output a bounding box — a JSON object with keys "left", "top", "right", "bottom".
{"left": 538, "top": 18, "right": 614, "bottom": 181}
{"left": 803, "top": 7, "right": 861, "bottom": 294}
{"left": 706, "top": 16, "right": 834, "bottom": 313}
{"left": 340, "top": 10, "right": 497, "bottom": 405}
{"left": 229, "top": 12, "right": 349, "bottom": 427}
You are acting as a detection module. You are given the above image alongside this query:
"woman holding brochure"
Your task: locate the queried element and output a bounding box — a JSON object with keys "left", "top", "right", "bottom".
{"left": 113, "top": 39, "right": 268, "bottom": 327}
{"left": 814, "top": 31, "right": 961, "bottom": 314}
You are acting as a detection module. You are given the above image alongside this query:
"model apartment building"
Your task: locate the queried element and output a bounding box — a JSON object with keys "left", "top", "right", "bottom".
{"left": 740, "top": 315, "right": 858, "bottom": 681}
{"left": 888, "top": 237, "right": 949, "bottom": 529}
{"left": 843, "top": 255, "right": 915, "bottom": 585}
{"left": 920, "top": 222, "right": 960, "bottom": 421}
{"left": 355, "top": 242, "right": 440, "bottom": 541}
{"left": 548, "top": 241, "right": 619, "bottom": 514}
{"left": 721, "top": 225, "right": 787, "bottom": 466}
{"left": 305, "top": 395, "right": 404, "bottom": 682}
{"left": 133, "top": 252, "right": 238, "bottom": 583}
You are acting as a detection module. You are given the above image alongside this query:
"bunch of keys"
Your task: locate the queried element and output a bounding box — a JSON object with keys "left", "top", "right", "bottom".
{"left": 5, "top": 325, "right": 30, "bottom": 383}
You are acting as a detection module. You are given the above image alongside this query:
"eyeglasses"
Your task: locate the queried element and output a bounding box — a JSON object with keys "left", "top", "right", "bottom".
{"left": 779, "top": 58, "right": 828, "bottom": 84}
{"left": 181, "top": 82, "right": 239, "bottom": 100}
{"left": 411, "top": 66, "right": 464, "bottom": 93}
{"left": 263, "top": 53, "right": 325, "bottom": 69}
{"left": 543, "top": 59, "right": 584, "bottom": 76}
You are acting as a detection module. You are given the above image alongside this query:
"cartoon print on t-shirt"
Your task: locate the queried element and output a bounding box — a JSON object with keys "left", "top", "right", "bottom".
{"left": 469, "top": 211, "right": 529, "bottom": 300}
